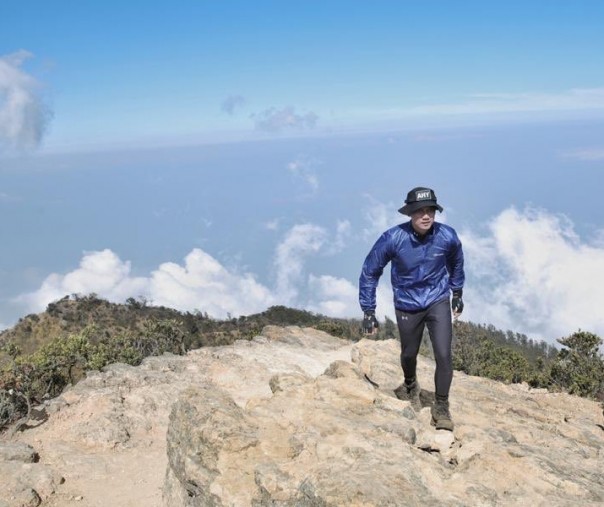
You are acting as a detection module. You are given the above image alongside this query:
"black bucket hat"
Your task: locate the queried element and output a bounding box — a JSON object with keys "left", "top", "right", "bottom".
{"left": 398, "top": 187, "right": 443, "bottom": 216}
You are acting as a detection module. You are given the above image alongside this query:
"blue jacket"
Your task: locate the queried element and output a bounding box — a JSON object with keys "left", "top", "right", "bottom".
{"left": 359, "top": 221, "right": 464, "bottom": 312}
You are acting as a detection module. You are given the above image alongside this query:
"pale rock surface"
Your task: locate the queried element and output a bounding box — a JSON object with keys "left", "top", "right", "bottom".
{"left": 1, "top": 325, "right": 602, "bottom": 507}
{"left": 0, "top": 442, "right": 63, "bottom": 507}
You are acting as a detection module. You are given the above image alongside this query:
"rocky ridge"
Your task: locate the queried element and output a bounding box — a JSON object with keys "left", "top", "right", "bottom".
{"left": 1, "top": 326, "right": 603, "bottom": 506}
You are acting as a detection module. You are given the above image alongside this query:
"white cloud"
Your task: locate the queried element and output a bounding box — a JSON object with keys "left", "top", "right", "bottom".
{"left": 16, "top": 248, "right": 275, "bottom": 320}
{"left": 306, "top": 274, "right": 358, "bottom": 317}
{"left": 23, "top": 208, "right": 604, "bottom": 344}
{"left": 16, "top": 221, "right": 356, "bottom": 321}
{"left": 0, "top": 50, "right": 52, "bottom": 151}
{"left": 361, "top": 195, "right": 400, "bottom": 241}
{"left": 331, "top": 220, "right": 352, "bottom": 253}
{"left": 149, "top": 249, "right": 275, "bottom": 317}
{"left": 273, "top": 223, "right": 327, "bottom": 304}
{"left": 305, "top": 274, "right": 393, "bottom": 321}
{"left": 265, "top": 218, "right": 280, "bottom": 231}
{"left": 561, "top": 148, "right": 604, "bottom": 161}
{"left": 347, "top": 88, "right": 604, "bottom": 129}
{"left": 462, "top": 207, "right": 604, "bottom": 343}
{"left": 409, "top": 88, "right": 604, "bottom": 116}
{"left": 287, "top": 158, "right": 320, "bottom": 193}
{"left": 16, "top": 249, "right": 147, "bottom": 311}
{"left": 253, "top": 106, "right": 318, "bottom": 132}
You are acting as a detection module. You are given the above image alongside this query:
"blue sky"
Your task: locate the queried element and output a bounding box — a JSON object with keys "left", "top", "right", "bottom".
{"left": 2, "top": 1, "right": 604, "bottom": 344}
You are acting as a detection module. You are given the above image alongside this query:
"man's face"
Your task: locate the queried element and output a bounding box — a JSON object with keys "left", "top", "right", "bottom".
{"left": 410, "top": 206, "right": 436, "bottom": 235}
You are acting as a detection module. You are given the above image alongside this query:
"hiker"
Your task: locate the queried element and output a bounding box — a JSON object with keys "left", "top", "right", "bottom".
{"left": 359, "top": 186, "right": 465, "bottom": 431}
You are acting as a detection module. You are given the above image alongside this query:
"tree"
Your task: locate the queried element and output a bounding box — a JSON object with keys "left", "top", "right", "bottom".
{"left": 378, "top": 315, "right": 398, "bottom": 340}
{"left": 549, "top": 330, "right": 604, "bottom": 398}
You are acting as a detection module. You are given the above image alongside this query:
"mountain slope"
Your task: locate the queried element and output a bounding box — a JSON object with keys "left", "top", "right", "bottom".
{"left": 2, "top": 326, "right": 602, "bottom": 506}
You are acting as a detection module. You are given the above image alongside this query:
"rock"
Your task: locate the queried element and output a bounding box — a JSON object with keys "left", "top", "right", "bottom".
{"left": 0, "top": 461, "right": 63, "bottom": 507}
{"left": 269, "top": 372, "right": 311, "bottom": 393}
{"left": 163, "top": 328, "right": 604, "bottom": 506}
{"left": 164, "top": 359, "right": 438, "bottom": 506}
{"left": 0, "top": 442, "right": 39, "bottom": 463}
{"left": 3, "top": 325, "right": 603, "bottom": 507}
{"left": 351, "top": 338, "right": 403, "bottom": 390}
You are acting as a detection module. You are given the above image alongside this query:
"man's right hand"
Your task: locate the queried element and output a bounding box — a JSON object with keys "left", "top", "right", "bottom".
{"left": 362, "top": 311, "right": 379, "bottom": 335}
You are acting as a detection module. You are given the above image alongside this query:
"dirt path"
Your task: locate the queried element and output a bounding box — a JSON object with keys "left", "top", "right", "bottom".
{"left": 40, "top": 443, "right": 166, "bottom": 507}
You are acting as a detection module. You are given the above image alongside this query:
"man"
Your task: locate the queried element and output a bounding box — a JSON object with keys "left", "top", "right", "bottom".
{"left": 359, "top": 186, "right": 464, "bottom": 431}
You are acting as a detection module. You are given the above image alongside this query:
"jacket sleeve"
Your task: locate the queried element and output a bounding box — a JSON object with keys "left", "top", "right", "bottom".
{"left": 359, "top": 232, "right": 393, "bottom": 312}
{"left": 446, "top": 230, "right": 465, "bottom": 291}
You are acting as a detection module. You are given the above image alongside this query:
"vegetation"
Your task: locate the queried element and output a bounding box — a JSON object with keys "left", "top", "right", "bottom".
{"left": 549, "top": 330, "right": 604, "bottom": 398}
{"left": 451, "top": 321, "right": 556, "bottom": 386}
{"left": 1, "top": 294, "right": 603, "bottom": 433}
{"left": 0, "top": 295, "right": 356, "bottom": 430}
{"left": 452, "top": 323, "right": 604, "bottom": 401}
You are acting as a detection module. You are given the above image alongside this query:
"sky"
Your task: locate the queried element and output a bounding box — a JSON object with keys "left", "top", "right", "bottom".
{"left": 1, "top": 1, "right": 604, "bottom": 346}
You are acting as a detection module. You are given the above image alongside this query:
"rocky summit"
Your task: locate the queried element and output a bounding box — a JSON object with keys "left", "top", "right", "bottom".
{"left": 1, "top": 326, "right": 603, "bottom": 507}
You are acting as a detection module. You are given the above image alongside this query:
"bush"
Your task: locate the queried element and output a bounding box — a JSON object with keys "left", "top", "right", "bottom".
{"left": 549, "top": 330, "right": 604, "bottom": 398}
{"left": 314, "top": 320, "right": 347, "bottom": 337}
{"left": 0, "top": 318, "right": 191, "bottom": 432}
{"left": 453, "top": 335, "right": 530, "bottom": 384}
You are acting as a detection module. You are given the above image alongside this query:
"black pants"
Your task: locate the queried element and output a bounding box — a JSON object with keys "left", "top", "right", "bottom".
{"left": 395, "top": 298, "right": 453, "bottom": 397}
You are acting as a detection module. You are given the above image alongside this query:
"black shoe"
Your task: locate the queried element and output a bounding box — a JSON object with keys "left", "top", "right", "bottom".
{"left": 394, "top": 380, "right": 421, "bottom": 409}
{"left": 431, "top": 397, "right": 454, "bottom": 431}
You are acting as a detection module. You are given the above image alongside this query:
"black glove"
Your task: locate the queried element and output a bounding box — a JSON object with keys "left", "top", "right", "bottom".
{"left": 451, "top": 290, "right": 464, "bottom": 315}
{"left": 362, "top": 311, "right": 379, "bottom": 334}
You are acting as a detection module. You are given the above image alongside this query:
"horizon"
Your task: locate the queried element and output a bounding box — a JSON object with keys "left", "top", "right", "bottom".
{"left": 2, "top": 1, "right": 604, "bottom": 344}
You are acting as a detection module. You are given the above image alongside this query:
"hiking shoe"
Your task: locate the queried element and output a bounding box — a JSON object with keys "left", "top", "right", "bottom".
{"left": 394, "top": 380, "right": 421, "bottom": 409}
{"left": 431, "top": 397, "right": 454, "bottom": 431}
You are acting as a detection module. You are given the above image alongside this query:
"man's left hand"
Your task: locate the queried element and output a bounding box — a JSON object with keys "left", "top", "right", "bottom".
{"left": 452, "top": 290, "right": 464, "bottom": 318}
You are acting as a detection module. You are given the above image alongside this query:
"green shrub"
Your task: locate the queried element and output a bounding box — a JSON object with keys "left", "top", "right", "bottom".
{"left": 549, "top": 330, "right": 604, "bottom": 398}
{"left": 453, "top": 335, "right": 530, "bottom": 384}
{"left": 313, "top": 320, "right": 347, "bottom": 337}
{"left": 0, "top": 318, "right": 191, "bottom": 431}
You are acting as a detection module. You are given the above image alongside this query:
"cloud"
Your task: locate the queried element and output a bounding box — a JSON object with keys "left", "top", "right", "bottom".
{"left": 253, "top": 106, "right": 318, "bottom": 132}
{"left": 271, "top": 220, "right": 366, "bottom": 319}
{"left": 16, "top": 249, "right": 148, "bottom": 311}
{"left": 265, "top": 218, "right": 281, "bottom": 231}
{"left": 561, "top": 148, "right": 604, "bottom": 161}
{"left": 148, "top": 249, "right": 275, "bottom": 316}
{"left": 0, "top": 50, "right": 52, "bottom": 151}
{"left": 221, "top": 94, "right": 246, "bottom": 115}
{"left": 287, "top": 157, "right": 320, "bottom": 193}
{"left": 462, "top": 207, "right": 604, "bottom": 343}
{"left": 306, "top": 274, "right": 358, "bottom": 317}
{"left": 23, "top": 208, "right": 604, "bottom": 344}
{"left": 332, "top": 220, "right": 352, "bottom": 253}
{"left": 16, "top": 248, "right": 276, "bottom": 319}
{"left": 408, "top": 88, "right": 604, "bottom": 117}
{"left": 348, "top": 88, "right": 604, "bottom": 129}
{"left": 273, "top": 223, "right": 327, "bottom": 304}
{"left": 361, "top": 195, "right": 400, "bottom": 241}
{"left": 15, "top": 221, "right": 354, "bottom": 321}
{"left": 305, "top": 274, "right": 393, "bottom": 320}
